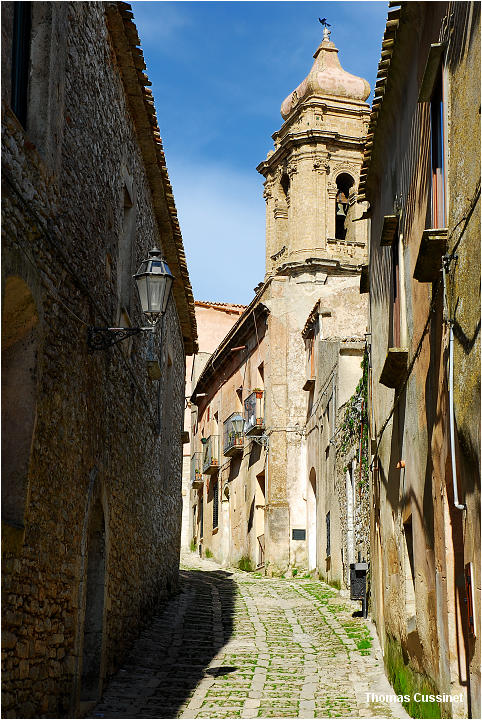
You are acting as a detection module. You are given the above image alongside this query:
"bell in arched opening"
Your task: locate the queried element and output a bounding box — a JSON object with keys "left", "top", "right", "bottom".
{"left": 335, "top": 174, "right": 354, "bottom": 240}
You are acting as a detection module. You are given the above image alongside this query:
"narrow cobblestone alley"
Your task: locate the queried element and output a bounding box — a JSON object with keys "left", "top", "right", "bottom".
{"left": 91, "top": 553, "right": 408, "bottom": 719}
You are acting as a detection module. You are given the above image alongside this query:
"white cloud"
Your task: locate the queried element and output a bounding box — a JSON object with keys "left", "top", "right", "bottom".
{"left": 130, "top": 1, "right": 191, "bottom": 46}
{"left": 166, "top": 159, "right": 266, "bottom": 305}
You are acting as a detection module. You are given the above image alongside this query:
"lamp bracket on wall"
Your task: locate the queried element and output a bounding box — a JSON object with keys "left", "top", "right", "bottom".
{"left": 87, "top": 326, "right": 154, "bottom": 351}
{"left": 249, "top": 434, "right": 269, "bottom": 449}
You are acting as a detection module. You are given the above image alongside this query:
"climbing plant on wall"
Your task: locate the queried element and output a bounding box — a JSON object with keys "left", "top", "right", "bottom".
{"left": 339, "top": 349, "right": 369, "bottom": 487}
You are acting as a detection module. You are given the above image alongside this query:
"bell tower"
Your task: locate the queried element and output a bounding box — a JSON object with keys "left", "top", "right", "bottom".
{"left": 257, "top": 27, "right": 370, "bottom": 275}
{"left": 256, "top": 27, "right": 370, "bottom": 576}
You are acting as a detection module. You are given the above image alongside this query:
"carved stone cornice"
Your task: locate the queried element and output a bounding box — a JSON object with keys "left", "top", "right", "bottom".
{"left": 257, "top": 128, "right": 366, "bottom": 178}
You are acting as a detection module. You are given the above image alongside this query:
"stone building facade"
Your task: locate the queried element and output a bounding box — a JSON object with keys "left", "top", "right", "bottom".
{"left": 359, "top": 2, "right": 480, "bottom": 717}
{"left": 181, "top": 301, "right": 245, "bottom": 549}
{"left": 302, "top": 299, "right": 369, "bottom": 587}
{"left": 189, "top": 28, "right": 369, "bottom": 575}
{"left": 189, "top": 299, "right": 268, "bottom": 568}
{"left": 2, "top": 2, "right": 196, "bottom": 717}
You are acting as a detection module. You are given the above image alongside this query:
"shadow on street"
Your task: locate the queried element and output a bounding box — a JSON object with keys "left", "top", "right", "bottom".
{"left": 90, "top": 567, "right": 236, "bottom": 718}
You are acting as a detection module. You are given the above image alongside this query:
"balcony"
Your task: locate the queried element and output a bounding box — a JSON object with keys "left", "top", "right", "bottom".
{"left": 223, "top": 412, "right": 244, "bottom": 456}
{"left": 244, "top": 390, "right": 264, "bottom": 436}
{"left": 413, "top": 228, "right": 447, "bottom": 282}
{"left": 202, "top": 435, "right": 220, "bottom": 474}
{"left": 191, "top": 452, "right": 203, "bottom": 488}
{"left": 380, "top": 348, "right": 408, "bottom": 389}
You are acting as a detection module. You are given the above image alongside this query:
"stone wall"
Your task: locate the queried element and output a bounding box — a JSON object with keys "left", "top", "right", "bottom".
{"left": 2, "top": 2, "right": 194, "bottom": 717}
{"left": 362, "top": 3, "right": 480, "bottom": 717}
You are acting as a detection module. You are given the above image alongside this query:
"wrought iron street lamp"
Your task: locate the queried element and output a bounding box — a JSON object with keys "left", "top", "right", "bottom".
{"left": 230, "top": 414, "right": 244, "bottom": 436}
{"left": 87, "top": 247, "right": 174, "bottom": 350}
{"left": 133, "top": 247, "right": 174, "bottom": 324}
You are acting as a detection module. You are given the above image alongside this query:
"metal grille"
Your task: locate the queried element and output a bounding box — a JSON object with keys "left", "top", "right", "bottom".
{"left": 326, "top": 512, "right": 331, "bottom": 557}
{"left": 212, "top": 479, "right": 219, "bottom": 529}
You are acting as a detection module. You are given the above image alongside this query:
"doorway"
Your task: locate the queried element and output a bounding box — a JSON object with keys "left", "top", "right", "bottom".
{"left": 80, "top": 500, "right": 106, "bottom": 703}
{"left": 307, "top": 468, "right": 317, "bottom": 570}
{"left": 255, "top": 472, "right": 265, "bottom": 568}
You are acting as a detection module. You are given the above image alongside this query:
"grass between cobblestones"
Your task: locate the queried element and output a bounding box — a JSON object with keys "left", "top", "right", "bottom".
{"left": 92, "top": 556, "right": 404, "bottom": 719}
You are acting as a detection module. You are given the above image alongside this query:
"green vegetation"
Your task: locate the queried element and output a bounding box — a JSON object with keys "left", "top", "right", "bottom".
{"left": 385, "top": 635, "right": 441, "bottom": 718}
{"left": 339, "top": 350, "right": 369, "bottom": 489}
{"left": 292, "top": 568, "right": 298, "bottom": 576}
{"left": 205, "top": 548, "right": 213, "bottom": 559}
{"left": 237, "top": 555, "right": 254, "bottom": 572}
{"left": 189, "top": 538, "right": 197, "bottom": 552}
{"left": 327, "top": 578, "right": 341, "bottom": 590}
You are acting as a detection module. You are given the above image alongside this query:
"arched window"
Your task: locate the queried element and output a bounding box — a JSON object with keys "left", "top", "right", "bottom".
{"left": 280, "top": 173, "right": 290, "bottom": 203}
{"left": 1, "top": 276, "right": 39, "bottom": 527}
{"left": 335, "top": 173, "right": 354, "bottom": 240}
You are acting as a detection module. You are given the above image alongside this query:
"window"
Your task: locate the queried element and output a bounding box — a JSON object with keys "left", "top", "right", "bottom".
{"left": 2, "top": 276, "right": 38, "bottom": 527}
{"left": 11, "top": 2, "right": 32, "bottom": 128}
{"left": 430, "top": 70, "right": 446, "bottom": 228}
{"left": 326, "top": 511, "right": 331, "bottom": 557}
{"left": 280, "top": 173, "right": 290, "bottom": 200}
{"left": 391, "top": 237, "right": 401, "bottom": 347}
{"left": 258, "top": 362, "right": 264, "bottom": 387}
{"left": 117, "top": 184, "right": 136, "bottom": 324}
{"left": 308, "top": 336, "right": 315, "bottom": 378}
{"left": 212, "top": 479, "right": 219, "bottom": 529}
{"left": 335, "top": 174, "right": 354, "bottom": 240}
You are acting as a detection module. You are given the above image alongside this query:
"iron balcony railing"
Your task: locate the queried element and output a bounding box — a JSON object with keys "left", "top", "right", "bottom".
{"left": 202, "top": 435, "right": 220, "bottom": 474}
{"left": 244, "top": 390, "right": 264, "bottom": 435}
{"left": 191, "top": 452, "right": 203, "bottom": 488}
{"left": 223, "top": 412, "right": 244, "bottom": 456}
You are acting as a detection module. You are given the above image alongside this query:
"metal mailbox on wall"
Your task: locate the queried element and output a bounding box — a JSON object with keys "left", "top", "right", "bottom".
{"left": 350, "top": 561, "right": 368, "bottom": 617}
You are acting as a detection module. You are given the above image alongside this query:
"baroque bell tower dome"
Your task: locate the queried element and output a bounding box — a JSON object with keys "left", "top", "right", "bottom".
{"left": 257, "top": 27, "right": 371, "bottom": 275}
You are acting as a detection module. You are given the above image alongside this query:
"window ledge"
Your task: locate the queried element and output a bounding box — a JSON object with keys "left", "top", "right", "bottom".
{"left": 414, "top": 228, "right": 448, "bottom": 282}
{"left": 303, "top": 377, "right": 315, "bottom": 391}
{"left": 380, "top": 348, "right": 409, "bottom": 388}
{"left": 380, "top": 215, "right": 399, "bottom": 246}
{"left": 212, "top": 526, "right": 219, "bottom": 535}
{"left": 418, "top": 43, "right": 446, "bottom": 102}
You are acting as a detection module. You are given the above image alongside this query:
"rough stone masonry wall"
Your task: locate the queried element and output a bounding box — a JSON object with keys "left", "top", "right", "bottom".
{"left": 334, "top": 405, "right": 370, "bottom": 588}
{"left": 2, "top": 2, "right": 186, "bottom": 717}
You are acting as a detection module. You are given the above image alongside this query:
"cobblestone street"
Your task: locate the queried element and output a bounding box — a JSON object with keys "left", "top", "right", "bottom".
{"left": 92, "top": 553, "right": 407, "bottom": 719}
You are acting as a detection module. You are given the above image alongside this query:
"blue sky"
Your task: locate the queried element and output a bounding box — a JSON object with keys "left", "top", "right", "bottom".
{"left": 131, "top": 1, "right": 389, "bottom": 304}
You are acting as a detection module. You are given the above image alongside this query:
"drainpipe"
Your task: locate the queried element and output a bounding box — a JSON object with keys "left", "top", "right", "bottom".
{"left": 444, "top": 258, "right": 465, "bottom": 511}
{"left": 448, "top": 322, "right": 466, "bottom": 510}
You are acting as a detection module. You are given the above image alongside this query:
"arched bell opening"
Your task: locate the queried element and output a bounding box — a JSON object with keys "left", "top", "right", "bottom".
{"left": 280, "top": 172, "right": 290, "bottom": 202}
{"left": 335, "top": 173, "right": 354, "bottom": 240}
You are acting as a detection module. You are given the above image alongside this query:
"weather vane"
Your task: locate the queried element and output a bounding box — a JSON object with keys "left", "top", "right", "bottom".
{"left": 319, "top": 17, "right": 332, "bottom": 40}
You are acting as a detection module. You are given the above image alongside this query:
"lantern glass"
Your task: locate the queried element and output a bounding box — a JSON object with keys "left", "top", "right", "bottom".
{"left": 231, "top": 414, "right": 244, "bottom": 435}
{"left": 133, "top": 248, "right": 174, "bottom": 323}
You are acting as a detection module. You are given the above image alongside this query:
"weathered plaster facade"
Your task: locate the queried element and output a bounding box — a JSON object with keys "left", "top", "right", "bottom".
{"left": 189, "top": 300, "right": 268, "bottom": 569}
{"left": 302, "top": 298, "right": 369, "bottom": 587}
{"left": 1, "top": 2, "right": 196, "bottom": 717}
{"left": 360, "top": 2, "right": 480, "bottom": 717}
{"left": 181, "top": 301, "right": 245, "bottom": 549}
